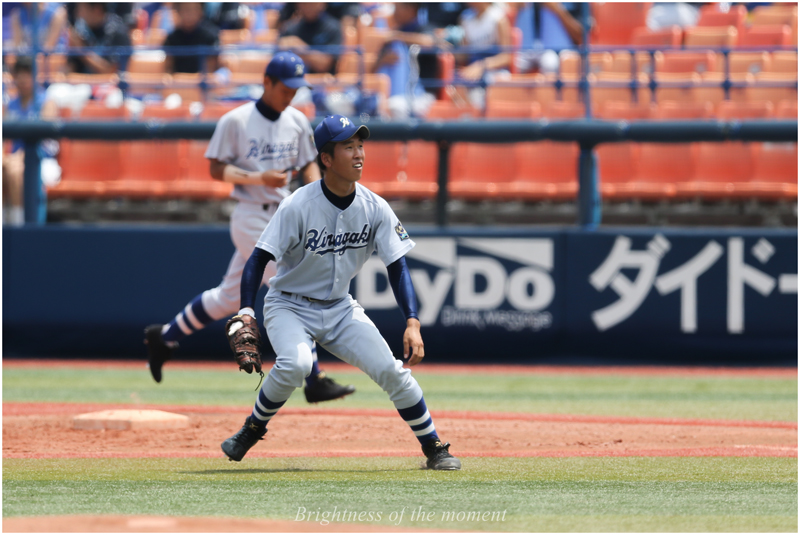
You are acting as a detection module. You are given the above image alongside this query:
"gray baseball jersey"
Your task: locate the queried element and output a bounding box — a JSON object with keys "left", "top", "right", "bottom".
{"left": 205, "top": 103, "right": 316, "bottom": 205}
{"left": 256, "top": 181, "right": 415, "bottom": 300}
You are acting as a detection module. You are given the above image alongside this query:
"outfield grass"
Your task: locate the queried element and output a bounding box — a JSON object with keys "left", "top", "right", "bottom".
{"left": 3, "top": 366, "right": 796, "bottom": 421}
{"left": 3, "top": 457, "right": 796, "bottom": 532}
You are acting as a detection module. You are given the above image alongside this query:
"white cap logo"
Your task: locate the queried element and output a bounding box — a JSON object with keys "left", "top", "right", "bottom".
{"left": 340, "top": 117, "right": 351, "bottom": 127}
{"left": 295, "top": 64, "right": 303, "bottom": 76}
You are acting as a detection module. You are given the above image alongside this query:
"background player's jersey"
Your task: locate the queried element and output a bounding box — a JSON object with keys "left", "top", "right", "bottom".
{"left": 256, "top": 181, "right": 415, "bottom": 300}
{"left": 205, "top": 103, "right": 316, "bottom": 205}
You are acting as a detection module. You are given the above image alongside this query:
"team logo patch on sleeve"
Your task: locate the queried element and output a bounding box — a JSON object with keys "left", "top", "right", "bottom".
{"left": 395, "top": 221, "right": 409, "bottom": 241}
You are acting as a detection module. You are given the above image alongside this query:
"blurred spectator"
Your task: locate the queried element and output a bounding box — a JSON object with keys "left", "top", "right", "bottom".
{"left": 163, "top": 2, "right": 220, "bottom": 74}
{"left": 205, "top": 2, "right": 247, "bottom": 30}
{"left": 277, "top": 2, "right": 359, "bottom": 33}
{"left": 278, "top": 2, "right": 342, "bottom": 74}
{"left": 373, "top": 2, "right": 445, "bottom": 117}
{"left": 10, "top": 3, "right": 68, "bottom": 51}
{"left": 67, "top": 2, "right": 132, "bottom": 74}
{"left": 456, "top": 2, "right": 513, "bottom": 81}
{"left": 646, "top": 2, "right": 700, "bottom": 31}
{"left": 421, "top": 2, "right": 466, "bottom": 28}
{"left": 515, "top": 2, "right": 585, "bottom": 74}
{"left": 2, "top": 56, "right": 59, "bottom": 226}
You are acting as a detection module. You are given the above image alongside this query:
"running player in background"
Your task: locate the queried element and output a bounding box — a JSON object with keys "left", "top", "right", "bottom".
{"left": 145, "top": 52, "right": 355, "bottom": 404}
{"left": 220, "top": 114, "right": 461, "bottom": 470}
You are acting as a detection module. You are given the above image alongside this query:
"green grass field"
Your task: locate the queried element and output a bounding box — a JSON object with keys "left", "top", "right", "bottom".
{"left": 3, "top": 365, "right": 798, "bottom": 532}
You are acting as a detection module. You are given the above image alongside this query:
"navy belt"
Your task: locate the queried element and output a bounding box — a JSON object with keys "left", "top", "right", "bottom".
{"left": 281, "top": 291, "right": 335, "bottom": 304}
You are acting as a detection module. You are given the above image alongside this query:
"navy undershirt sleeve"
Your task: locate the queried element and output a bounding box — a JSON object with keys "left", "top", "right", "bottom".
{"left": 241, "top": 248, "right": 275, "bottom": 311}
{"left": 386, "top": 256, "right": 419, "bottom": 321}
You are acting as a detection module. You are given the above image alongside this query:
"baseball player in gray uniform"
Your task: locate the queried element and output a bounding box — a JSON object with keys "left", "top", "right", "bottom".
{"left": 220, "top": 114, "right": 461, "bottom": 470}
{"left": 145, "top": 52, "right": 355, "bottom": 404}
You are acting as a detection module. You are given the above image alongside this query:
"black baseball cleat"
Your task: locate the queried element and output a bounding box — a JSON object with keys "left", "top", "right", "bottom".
{"left": 304, "top": 371, "right": 356, "bottom": 403}
{"left": 144, "top": 324, "right": 173, "bottom": 383}
{"left": 221, "top": 416, "right": 267, "bottom": 462}
{"left": 422, "top": 439, "right": 462, "bottom": 470}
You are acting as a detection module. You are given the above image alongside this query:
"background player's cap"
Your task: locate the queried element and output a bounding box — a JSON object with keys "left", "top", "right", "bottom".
{"left": 314, "top": 115, "right": 370, "bottom": 153}
{"left": 265, "top": 51, "right": 311, "bottom": 89}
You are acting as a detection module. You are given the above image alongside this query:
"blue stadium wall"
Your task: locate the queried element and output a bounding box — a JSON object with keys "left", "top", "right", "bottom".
{"left": 3, "top": 226, "right": 797, "bottom": 365}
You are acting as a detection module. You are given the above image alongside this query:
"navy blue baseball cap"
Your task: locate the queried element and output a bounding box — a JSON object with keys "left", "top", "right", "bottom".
{"left": 314, "top": 114, "right": 370, "bottom": 153}
{"left": 265, "top": 51, "right": 311, "bottom": 89}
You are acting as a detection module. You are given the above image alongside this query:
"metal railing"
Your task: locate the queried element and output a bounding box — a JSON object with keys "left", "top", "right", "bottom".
{"left": 4, "top": 118, "right": 796, "bottom": 228}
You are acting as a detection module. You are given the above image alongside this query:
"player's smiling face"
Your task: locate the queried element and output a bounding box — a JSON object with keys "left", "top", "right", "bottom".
{"left": 329, "top": 136, "right": 364, "bottom": 183}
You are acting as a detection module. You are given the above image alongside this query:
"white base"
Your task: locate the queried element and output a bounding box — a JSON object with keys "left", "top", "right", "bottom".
{"left": 73, "top": 409, "right": 190, "bottom": 430}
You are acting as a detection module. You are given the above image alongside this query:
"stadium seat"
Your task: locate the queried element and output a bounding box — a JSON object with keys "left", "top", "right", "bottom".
{"left": 746, "top": 72, "right": 798, "bottom": 108}
{"left": 36, "top": 54, "right": 67, "bottom": 77}
{"left": 627, "top": 143, "right": 690, "bottom": 199}
{"left": 164, "top": 73, "right": 215, "bottom": 102}
{"left": 610, "top": 51, "right": 657, "bottom": 76}
{"left": 726, "top": 52, "right": 772, "bottom": 75}
{"left": 589, "top": 72, "right": 650, "bottom": 110}
{"left": 512, "top": 142, "right": 579, "bottom": 200}
{"left": 776, "top": 99, "right": 798, "bottom": 118}
{"left": 448, "top": 143, "right": 518, "bottom": 200}
{"left": 437, "top": 52, "right": 455, "bottom": 99}
{"left": 219, "top": 29, "right": 252, "bottom": 45}
{"left": 677, "top": 142, "right": 756, "bottom": 199}
{"left": 174, "top": 139, "right": 233, "bottom": 200}
{"left": 693, "top": 72, "right": 750, "bottom": 108}
{"left": 684, "top": 26, "right": 738, "bottom": 47}
{"left": 559, "top": 51, "right": 614, "bottom": 75}
{"left": 52, "top": 105, "right": 131, "bottom": 198}
{"left": 543, "top": 101, "right": 585, "bottom": 119}
{"left": 595, "top": 100, "right": 655, "bottom": 120}
{"left": 591, "top": 2, "right": 651, "bottom": 45}
{"left": 229, "top": 52, "right": 271, "bottom": 74}
{"left": 631, "top": 26, "right": 683, "bottom": 47}
{"left": 651, "top": 72, "right": 700, "bottom": 104}
{"left": 358, "top": 141, "right": 404, "bottom": 197}
{"left": 697, "top": 4, "right": 748, "bottom": 35}
{"left": 751, "top": 4, "right": 798, "bottom": 43}
{"left": 740, "top": 25, "right": 793, "bottom": 47}
{"left": 123, "top": 72, "right": 171, "bottom": 99}
{"left": 768, "top": 51, "right": 798, "bottom": 73}
{"left": 382, "top": 141, "right": 439, "bottom": 200}
{"left": 485, "top": 100, "right": 541, "bottom": 119}
{"left": 748, "top": 142, "right": 799, "bottom": 199}
{"left": 653, "top": 101, "right": 714, "bottom": 120}
{"left": 126, "top": 52, "right": 167, "bottom": 74}
{"left": 426, "top": 100, "right": 478, "bottom": 120}
{"left": 486, "top": 74, "right": 546, "bottom": 105}
{"left": 336, "top": 52, "right": 377, "bottom": 74}
{"left": 715, "top": 100, "right": 774, "bottom": 120}
{"left": 655, "top": 51, "right": 716, "bottom": 74}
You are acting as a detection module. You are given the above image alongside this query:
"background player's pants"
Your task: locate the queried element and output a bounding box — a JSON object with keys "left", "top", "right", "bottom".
{"left": 261, "top": 292, "right": 423, "bottom": 409}
{"left": 200, "top": 202, "right": 278, "bottom": 320}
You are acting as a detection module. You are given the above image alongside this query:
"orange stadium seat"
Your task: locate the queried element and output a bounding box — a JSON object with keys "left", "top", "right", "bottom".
{"left": 748, "top": 142, "right": 799, "bottom": 199}
{"left": 594, "top": 102, "right": 652, "bottom": 200}
{"left": 694, "top": 71, "right": 750, "bottom": 107}
{"left": 219, "top": 29, "right": 252, "bottom": 45}
{"left": 751, "top": 5, "right": 798, "bottom": 43}
{"left": 253, "top": 29, "right": 278, "bottom": 45}
{"left": 382, "top": 141, "right": 439, "bottom": 200}
{"left": 52, "top": 105, "right": 131, "bottom": 199}
{"left": 591, "top": 2, "right": 651, "bottom": 45}
{"left": 653, "top": 100, "right": 714, "bottom": 119}
{"left": 631, "top": 26, "right": 683, "bottom": 47}
{"left": 684, "top": 26, "right": 738, "bottom": 47}
{"left": 356, "top": 141, "right": 402, "bottom": 197}
{"left": 768, "top": 51, "right": 798, "bottom": 73}
{"left": 677, "top": 142, "right": 756, "bottom": 200}
{"left": 426, "top": 100, "right": 479, "bottom": 120}
{"left": 776, "top": 99, "right": 798, "bottom": 118}
{"left": 336, "top": 52, "right": 377, "bottom": 74}
{"left": 595, "top": 100, "right": 655, "bottom": 120}
{"left": 173, "top": 139, "right": 233, "bottom": 200}
{"left": 651, "top": 72, "right": 700, "bottom": 103}
{"left": 716, "top": 100, "right": 775, "bottom": 120}
{"left": 126, "top": 53, "right": 166, "bottom": 74}
{"left": 626, "top": 144, "right": 689, "bottom": 199}
{"left": 448, "top": 143, "right": 518, "bottom": 200}
{"left": 229, "top": 52, "right": 272, "bottom": 74}
{"left": 746, "top": 72, "right": 798, "bottom": 108}
{"left": 610, "top": 51, "right": 657, "bottom": 75}
{"left": 655, "top": 51, "right": 716, "bottom": 74}
{"left": 512, "top": 142, "right": 579, "bottom": 200}
{"left": 559, "top": 52, "right": 614, "bottom": 75}
{"left": 589, "top": 72, "right": 650, "bottom": 109}
{"left": 740, "top": 25, "right": 793, "bottom": 47}
{"left": 485, "top": 100, "right": 541, "bottom": 119}
{"left": 697, "top": 4, "right": 748, "bottom": 35}
{"left": 543, "top": 100, "right": 586, "bottom": 119}
{"left": 726, "top": 52, "right": 772, "bottom": 75}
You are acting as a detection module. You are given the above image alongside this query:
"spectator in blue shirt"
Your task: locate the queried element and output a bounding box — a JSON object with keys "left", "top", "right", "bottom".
{"left": 278, "top": 2, "right": 342, "bottom": 74}
{"left": 3, "top": 56, "right": 59, "bottom": 225}
{"left": 10, "top": 2, "right": 68, "bottom": 51}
